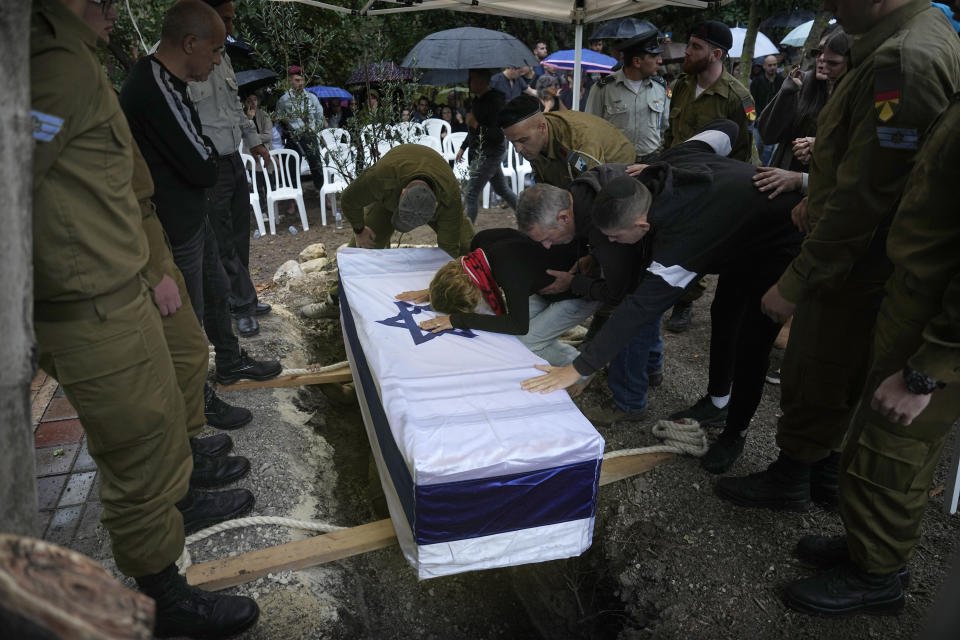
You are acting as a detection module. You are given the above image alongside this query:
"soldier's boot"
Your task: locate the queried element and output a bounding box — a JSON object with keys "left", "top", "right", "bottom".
{"left": 795, "top": 535, "right": 911, "bottom": 587}
{"left": 713, "top": 451, "right": 811, "bottom": 511}
{"left": 810, "top": 452, "right": 840, "bottom": 509}
{"left": 665, "top": 301, "right": 693, "bottom": 333}
{"left": 190, "top": 434, "right": 233, "bottom": 458}
{"left": 701, "top": 433, "right": 746, "bottom": 474}
{"left": 176, "top": 488, "right": 255, "bottom": 536}
{"left": 136, "top": 563, "right": 259, "bottom": 639}
{"left": 782, "top": 563, "right": 904, "bottom": 617}
{"left": 190, "top": 452, "right": 250, "bottom": 489}
{"left": 204, "top": 385, "right": 252, "bottom": 430}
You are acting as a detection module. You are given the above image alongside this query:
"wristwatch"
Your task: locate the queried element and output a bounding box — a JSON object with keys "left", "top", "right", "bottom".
{"left": 902, "top": 366, "right": 945, "bottom": 395}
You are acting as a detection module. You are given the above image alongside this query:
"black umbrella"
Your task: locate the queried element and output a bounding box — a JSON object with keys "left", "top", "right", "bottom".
{"left": 419, "top": 69, "right": 468, "bottom": 85}
{"left": 402, "top": 27, "right": 537, "bottom": 70}
{"left": 589, "top": 18, "right": 659, "bottom": 41}
{"left": 225, "top": 33, "right": 253, "bottom": 56}
{"left": 760, "top": 10, "right": 816, "bottom": 29}
{"left": 235, "top": 68, "right": 278, "bottom": 93}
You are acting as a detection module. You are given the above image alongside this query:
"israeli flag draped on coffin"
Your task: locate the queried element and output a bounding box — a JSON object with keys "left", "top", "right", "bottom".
{"left": 338, "top": 248, "right": 605, "bottom": 579}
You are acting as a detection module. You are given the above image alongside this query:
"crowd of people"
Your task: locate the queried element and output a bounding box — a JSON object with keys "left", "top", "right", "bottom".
{"left": 27, "top": 0, "right": 960, "bottom": 637}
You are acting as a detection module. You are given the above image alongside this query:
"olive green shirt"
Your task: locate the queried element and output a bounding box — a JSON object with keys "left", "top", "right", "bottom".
{"left": 531, "top": 111, "right": 636, "bottom": 189}
{"left": 187, "top": 51, "right": 262, "bottom": 156}
{"left": 886, "top": 95, "right": 960, "bottom": 383}
{"left": 31, "top": 0, "right": 148, "bottom": 302}
{"left": 584, "top": 70, "right": 670, "bottom": 156}
{"left": 777, "top": 0, "right": 960, "bottom": 303}
{"left": 340, "top": 144, "right": 473, "bottom": 257}
{"left": 663, "top": 70, "right": 756, "bottom": 163}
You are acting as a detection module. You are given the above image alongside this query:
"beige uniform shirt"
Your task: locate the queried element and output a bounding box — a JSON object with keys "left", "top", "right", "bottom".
{"left": 584, "top": 69, "right": 669, "bottom": 156}
{"left": 188, "top": 51, "right": 261, "bottom": 155}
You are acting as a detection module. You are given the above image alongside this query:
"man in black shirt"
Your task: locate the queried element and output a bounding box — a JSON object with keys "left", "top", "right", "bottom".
{"left": 120, "top": 0, "right": 281, "bottom": 388}
{"left": 456, "top": 69, "right": 518, "bottom": 222}
{"left": 750, "top": 55, "right": 783, "bottom": 164}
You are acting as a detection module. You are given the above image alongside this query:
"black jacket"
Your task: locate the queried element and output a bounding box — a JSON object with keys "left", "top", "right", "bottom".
{"left": 572, "top": 142, "right": 803, "bottom": 375}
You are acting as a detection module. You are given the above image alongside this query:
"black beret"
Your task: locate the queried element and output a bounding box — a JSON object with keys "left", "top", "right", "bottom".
{"left": 497, "top": 94, "right": 543, "bottom": 129}
{"left": 689, "top": 20, "right": 732, "bottom": 52}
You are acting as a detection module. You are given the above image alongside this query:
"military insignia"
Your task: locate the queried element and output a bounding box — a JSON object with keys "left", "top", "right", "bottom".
{"left": 566, "top": 149, "right": 601, "bottom": 178}
{"left": 31, "top": 110, "right": 63, "bottom": 142}
{"left": 666, "top": 87, "right": 673, "bottom": 99}
{"left": 874, "top": 67, "right": 902, "bottom": 122}
{"left": 741, "top": 95, "right": 756, "bottom": 122}
{"left": 876, "top": 126, "right": 918, "bottom": 150}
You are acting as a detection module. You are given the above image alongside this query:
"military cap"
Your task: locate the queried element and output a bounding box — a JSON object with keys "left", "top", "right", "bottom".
{"left": 689, "top": 20, "right": 733, "bottom": 52}
{"left": 617, "top": 21, "right": 663, "bottom": 55}
{"left": 497, "top": 94, "right": 543, "bottom": 128}
{"left": 393, "top": 182, "right": 437, "bottom": 232}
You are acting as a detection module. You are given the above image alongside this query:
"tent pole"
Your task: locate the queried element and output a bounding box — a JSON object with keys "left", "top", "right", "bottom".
{"left": 572, "top": 21, "right": 583, "bottom": 110}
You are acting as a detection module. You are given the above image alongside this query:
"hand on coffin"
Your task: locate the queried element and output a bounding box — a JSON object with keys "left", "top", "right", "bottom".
{"left": 396, "top": 289, "right": 430, "bottom": 303}
{"left": 521, "top": 364, "right": 581, "bottom": 394}
{"left": 419, "top": 315, "right": 453, "bottom": 333}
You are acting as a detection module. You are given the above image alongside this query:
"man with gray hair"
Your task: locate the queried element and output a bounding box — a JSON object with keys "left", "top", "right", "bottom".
{"left": 521, "top": 125, "right": 803, "bottom": 473}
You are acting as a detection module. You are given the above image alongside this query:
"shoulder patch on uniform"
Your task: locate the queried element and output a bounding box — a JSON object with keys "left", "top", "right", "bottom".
{"left": 31, "top": 110, "right": 63, "bottom": 142}
{"left": 741, "top": 95, "right": 756, "bottom": 122}
{"left": 596, "top": 75, "right": 614, "bottom": 87}
{"left": 651, "top": 75, "right": 667, "bottom": 87}
{"left": 566, "top": 149, "right": 601, "bottom": 177}
{"left": 666, "top": 87, "right": 673, "bottom": 99}
{"left": 874, "top": 66, "right": 902, "bottom": 123}
{"left": 876, "top": 126, "right": 918, "bottom": 150}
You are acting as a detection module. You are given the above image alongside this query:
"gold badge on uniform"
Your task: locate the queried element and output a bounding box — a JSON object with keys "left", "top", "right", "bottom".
{"left": 874, "top": 67, "right": 902, "bottom": 123}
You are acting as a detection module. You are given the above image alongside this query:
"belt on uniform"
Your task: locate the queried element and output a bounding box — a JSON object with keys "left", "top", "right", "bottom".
{"left": 34, "top": 277, "right": 143, "bottom": 322}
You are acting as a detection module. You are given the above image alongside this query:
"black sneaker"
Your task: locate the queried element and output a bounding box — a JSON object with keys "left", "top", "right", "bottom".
{"left": 701, "top": 434, "right": 745, "bottom": 474}
{"left": 714, "top": 452, "right": 811, "bottom": 511}
{"left": 136, "top": 564, "right": 259, "bottom": 638}
{"left": 782, "top": 563, "right": 904, "bottom": 617}
{"left": 215, "top": 350, "right": 282, "bottom": 385}
{"left": 176, "top": 488, "right": 255, "bottom": 536}
{"left": 190, "top": 434, "right": 233, "bottom": 458}
{"left": 665, "top": 301, "right": 692, "bottom": 333}
{"left": 190, "top": 452, "right": 250, "bottom": 489}
{"left": 668, "top": 396, "right": 728, "bottom": 426}
{"left": 795, "top": 535, "right": 911, "bottom": 587}
{"left": 204, "top": 387, "right": 252, "bottom": 430}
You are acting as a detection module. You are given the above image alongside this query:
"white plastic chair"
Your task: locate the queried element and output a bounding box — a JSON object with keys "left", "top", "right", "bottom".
{"left": 264, "top": 148, "right": 308, "bottom": 234}
{"left": 413, "top": 134, "right": 443, "bottom": 155}
{"left": 514, "top": 147, "right": 533, "bottom": 194}
{"left": 320, "top": 127, "right": 351, "bottom": 147}
{"left": 444, "top": 131, "right": 467, "bottom": 164}
{"left": 319, "top": 143, "right": 355, "bottom": 226}
{"left": 422, "top": 117, "right": 451, "bottom": 143}
{"left": 500, "top": 145, "right": 519, "bottom": 194}
{"left": 240, "top": 153, "right": 267, "bottom": 237}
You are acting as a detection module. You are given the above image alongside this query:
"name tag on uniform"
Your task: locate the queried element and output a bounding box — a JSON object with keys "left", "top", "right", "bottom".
{"left": 31, "top": 110, "right": 64, "bottom": 142}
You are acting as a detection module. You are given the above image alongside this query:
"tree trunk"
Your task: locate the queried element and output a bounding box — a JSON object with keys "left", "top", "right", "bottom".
{"left": 0, "top": 0, "right": 38, "bottom": 538}
{"left": 0, "top": 534, "right": 155, "bottom": 639}
{"left": 738, "top": 0, "right": 760, "bottom": 86}
{"left": 800, "top": 11, "right": 835, "bottom": 70}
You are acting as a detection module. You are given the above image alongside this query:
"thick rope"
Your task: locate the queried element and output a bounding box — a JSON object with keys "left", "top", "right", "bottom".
{"left": 603, "top": 418, "right": 709, "bottom": 459}
{"left": 176, "top": 418, "right": 707, "bottom": 574}
{"left": 277, "top": 361, "right": 351, "bottom": 377}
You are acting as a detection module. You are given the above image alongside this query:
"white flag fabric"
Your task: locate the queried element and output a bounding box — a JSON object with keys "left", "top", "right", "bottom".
{"left": 338, "top": 248, "right": 604, "bottom": 579}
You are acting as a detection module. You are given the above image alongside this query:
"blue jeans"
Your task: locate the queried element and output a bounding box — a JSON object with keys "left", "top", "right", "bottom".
{"left": 606, "top": 315, "right": 664, "bottom": 412}
{"left": 519, "top": 295, "right": 601, "bottom": 366}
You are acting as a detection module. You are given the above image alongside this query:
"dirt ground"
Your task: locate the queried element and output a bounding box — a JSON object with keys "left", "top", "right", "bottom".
{"left": 154, "top": 193, "right": 960, "bottom": 639}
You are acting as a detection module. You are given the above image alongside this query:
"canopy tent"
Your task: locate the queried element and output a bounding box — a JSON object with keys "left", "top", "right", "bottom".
{"left": 272, "top": 0, "right": 731, "bottom": 109}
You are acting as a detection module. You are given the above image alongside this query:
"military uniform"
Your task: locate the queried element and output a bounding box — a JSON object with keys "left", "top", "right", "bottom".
{"left": 839, "top": 94, "right": 960, "bottom": 573}
{"left": 530, "top": 111, "right": 636, "bottom": 189}
{"left": 341, "top": 144, "right": 474, "bottom": 258}
{"left": 662, "top": 70, "right": 756, "bottom": 163}
{"left": 775, "top": 0, "right": 960, "bottom": 465}
{"left": 31, "top": 0, "right": 190, "bottom": 577}
{"left": 585, "top": 70, "right": 669, "bottom": 156}
{"left": 132, "top": 143, "right": 208, "bottom": 439}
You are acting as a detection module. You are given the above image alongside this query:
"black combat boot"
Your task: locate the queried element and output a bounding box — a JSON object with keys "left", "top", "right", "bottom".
{"left": 810, "top": 451, "right": 840, "bottom": 509}
{"left": 795, "top": 535, "right": 911, "bottom": 586}
{"left": 136, "top": 563, "right": 259, "bottom": 638}
{"left": 714, "top": 451, "right": 811, "bottom": 510}
{"left": 190, "top": 452, "right": 250, "bottom": 489}
{"left": 176, "top": 488, "right": 255, "bottom": 536}
{"left": 782, "top": 563, "right": 904, "bottom": 617}
{"left": 204, "top": 385, "right": 252, "bottom": 430}
{"left": 190, "top": 434, "right": 233, "bottom": 458}
{"left": 701, "top": 433, "right": 746, "bottom": 474}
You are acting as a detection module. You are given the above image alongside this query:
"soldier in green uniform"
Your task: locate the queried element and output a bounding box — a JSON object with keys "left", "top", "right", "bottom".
{"left": 716, "top": 0, "right": 960, "bottom": 525}
{"left": 32, "top": 1, "right": 259, "bottom": 637}
{"left": 782, "top": 92, "right": 960, "bottom": 618}
{"left": 658, "top": 20, "right": 759, "bottom": 334}
{"left": 498, "top": 94, "right": 635, "bottom": 189}
{"left": 343, "top": 143, "right": 474, "bottom": 258}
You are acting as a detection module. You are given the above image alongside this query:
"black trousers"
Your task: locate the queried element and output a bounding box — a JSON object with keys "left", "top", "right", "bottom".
{"left": 206, "top": 152, "right": 259, "bottom": 316}
{"left": 465, "top": 142, "right": 518, "bottom": 223}
{"left": 706, "top": 254, "right": 794, "bottom": 436}
{"left": 169, "top": 220, "right": 241, "bottom": 368}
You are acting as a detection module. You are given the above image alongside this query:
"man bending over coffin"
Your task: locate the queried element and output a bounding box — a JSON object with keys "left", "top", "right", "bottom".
{"left": 521, "top": 140, "right": 803, "bottom": 471}
{"left": 396, "top": 228, "right": 600, "bottom": 377}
